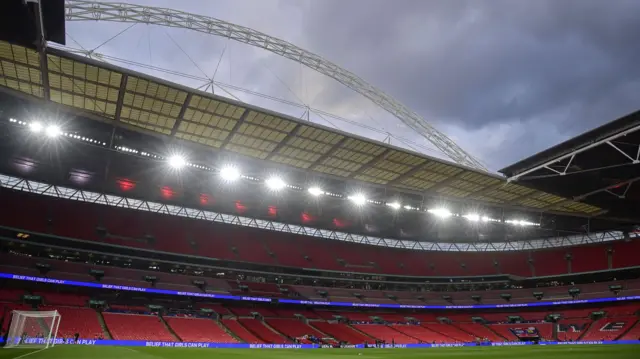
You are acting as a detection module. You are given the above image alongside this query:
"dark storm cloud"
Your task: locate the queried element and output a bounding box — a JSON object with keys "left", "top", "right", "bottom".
{"left": 300, "top": 0, "right": 640, "bottom": 131}
{"left": 67, "top": 0, "right": 640, "bottom": 170}
{"left": 292, "top": 0, "right": 640, "bottom": 167}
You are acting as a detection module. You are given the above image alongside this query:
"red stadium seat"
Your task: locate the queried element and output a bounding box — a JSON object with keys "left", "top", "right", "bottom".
{"left": 102, "top": 313, "right": 175, "bottom": 341}
{"left": 164, "top": 317, "right": 237, "bottom": 343}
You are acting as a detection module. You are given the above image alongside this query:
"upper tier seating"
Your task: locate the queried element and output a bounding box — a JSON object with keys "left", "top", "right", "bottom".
{"left": 164, "top": 317, "right": 237, "bottom": 343}
{"left": 3, "top": 190, "right": 640, "bottom": 278}
{"left": 102, "top": 313, "right": 175, "bottom": 341}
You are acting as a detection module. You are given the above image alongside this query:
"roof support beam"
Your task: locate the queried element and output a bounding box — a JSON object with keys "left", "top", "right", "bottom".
{"left": 502, "top": 189, "right": 541, "bottom": 206}
{"left": 386, "top": 160, "right": 431, "bottom": 186}
{"left": 462, "top": 181, "right": 509, "bottom": 199}
{"left": 113, "top": 74, "right": 128, "bottom": 123}
{"left": 219, "top": 108, "right": 250, "bottom": 149}
{"left": 34, "top": 2, "right": 50, "bottom": 101}
{"left": 540, "top": 175, "right": 640, "bottom": 211}
{"left": 347, "top": 148, "right": 391, "bottom": 179}
{"left": 264, "top": 123, "right": 302, "bottom": 161}
{"left": 427, "top": 170, "right": 467, "bottom": 192}
{"left": 508, "top": 122, "right": 640, "bottom": 182}
{"left": 309, "top": 136, "right": 349, "bottom": 170}
{"left": 170, "top": 93, "right": 193, "bottom": 136}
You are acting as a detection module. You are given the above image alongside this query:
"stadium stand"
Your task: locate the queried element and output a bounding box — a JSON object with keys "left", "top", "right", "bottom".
{"left": 456, "top": 323, "right": 505, "bottom": 342}
{"left": 265, "top": 318, "right": 327, "bottom": 342}
{"left": 237, "top": 318, "right": 291, "bottom": 343}
{"left": 220, "top": 319, "right": 264, "bottom": 344}
{"left": 164, "top": 317, "right": 237, "bottom": 343}
{"left": 309, "top": 322, "right": 371, "bottom": 344}
{"left": 581, "top": 317, "right": 639, "bottom": 341}
{"left": 3, "top": 190, "right": 640, "bottom": 279}
{"left": 40, "top": 306, "right": 104, "bottom": 340}
{"left": 102, "top": 313, "right": 176, "bottom": 341}
{"left": 353, "top": 324, "right": 418, "bottom": 343}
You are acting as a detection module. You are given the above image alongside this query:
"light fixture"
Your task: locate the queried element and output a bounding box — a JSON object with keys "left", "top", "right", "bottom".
{"left": 29, "top": 122, "right": 43, "bottom": 133}
{"left": 506, "top": 219, "right": 538, "bottom": 227}
{"left": 167, "top": 155, "right": 187, "bottom": 169}
{"left": 386, "top": 202, "right": 401, "bottom": 210}
{"left": 348, "top": 194, "right": 367, "bottom": 206}
{"left": 45, "top": 124, "right": 61, "bottom": 138}
{"left": 265, "top": 176, "right": 286, "bottom": 190}
{"left": 464, "top": 213, "right": 480, "bottom": 222}
{"left": 308, "top": 187, "right": 324, "bottom": 196}
{"left": 220, "top": 166, "right": 241, "bottom": 181}
{"left": 428, "top": 208, "right": 452, "bottom": 218}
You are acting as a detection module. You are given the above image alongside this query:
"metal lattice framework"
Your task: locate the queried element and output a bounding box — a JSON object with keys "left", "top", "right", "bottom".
{"left": 63, "top": 0, "right": 487, "bottom": 171}
{"left": 0, "top": 173, "right": 626, "bottom": 252}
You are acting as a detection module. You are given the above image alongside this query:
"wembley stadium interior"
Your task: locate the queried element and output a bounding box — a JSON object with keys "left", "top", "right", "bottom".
{"left": 0, "top": 0, "right": 640, "bottom": 349}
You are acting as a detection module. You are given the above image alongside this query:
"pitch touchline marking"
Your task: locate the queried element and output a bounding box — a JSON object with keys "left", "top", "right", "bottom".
{"left": 9, "top": 348, "right": 47, "bottom": 359}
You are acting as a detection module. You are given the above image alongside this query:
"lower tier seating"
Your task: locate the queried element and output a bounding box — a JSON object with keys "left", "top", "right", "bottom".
{"left": 41, "top": 306, "right": 104, "bottom": 339}
{"left": 164, "top": 317, "right": 237, "bottom": 343}
{"left": 353, "top": 324, "right": 418, "bottom": 343}
{"left": 456, "top": 323, "right": 507, "bottom": 342}
{"left": 390, "top": 324, "right": 450, "bottom": 343}
{"left": 265, "top": 318, "right": 325, "bottom": 341}
{"left": 221, "top": 319, "right": 264, "bottom": 344}
{"left": 102, "top": 313, "right": 175, "bottom": 341}
{"left": 421, "top": 323, "right": 476, "bottom": 342}
{"left": 581, "top": 317, "right": 638, "bottom": 341}
{"left": 237, "top": 318, "right": 291, "bottom": 343}
{"left": 310, "top": 322, "right": 370, "bottom": 344}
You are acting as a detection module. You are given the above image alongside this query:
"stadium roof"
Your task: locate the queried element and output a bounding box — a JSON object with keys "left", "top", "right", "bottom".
{"left": 0, "top": 40, "right": 604, "bottom": 218}
{"left": 501, "top": 109, "right": 640, "bottom": 223}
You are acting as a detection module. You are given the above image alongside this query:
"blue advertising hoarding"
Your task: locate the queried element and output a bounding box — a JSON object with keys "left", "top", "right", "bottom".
{"left": 1, "top": 271, "right": 638, "bottom": 310}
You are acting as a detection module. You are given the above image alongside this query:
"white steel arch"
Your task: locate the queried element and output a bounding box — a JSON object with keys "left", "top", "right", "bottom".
{"left": 63, "top": 0, "right": 488, "bottom": 171}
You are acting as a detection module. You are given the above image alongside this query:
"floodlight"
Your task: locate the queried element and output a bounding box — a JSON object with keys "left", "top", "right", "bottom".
{"left": 386, "top": 202, "right": 401, "bottom": 210}
{"left": 220, "top": 166, "right": 241, "bottom": 181}
{"left": 481, "top": 216, "right": 490, "bottom": 222}
{"left": 464, "top": 213, "right": 480, "bottom": 222}
{"left": 265, "top": 177, "right": 286, "bottom": 190}
{"left": 167, "top": 155, "right": 187, "bottom": 169}
{"left": 348, "top": 194, "right": 367, "bottom": 206}
{"left": 308, "top": 187, "right": 324, "bottom": 196}
{"left": 428, "top": 208, "right": 452, "bottom": 218}
{"left": 45, "top": 124, "right": 61, "bottom": 138}
{"left": 29, "top": 122, "right": 43, "bottom": 133}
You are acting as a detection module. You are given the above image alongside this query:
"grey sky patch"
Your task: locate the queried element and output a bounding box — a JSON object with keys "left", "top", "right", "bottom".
{"left": 64, "top": 0, "right": 640, "bottom": 171}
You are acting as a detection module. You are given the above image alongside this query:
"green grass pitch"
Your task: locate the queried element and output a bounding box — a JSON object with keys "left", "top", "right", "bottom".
{"left": 0, "top": 345, "right": 638, "bottom": 359}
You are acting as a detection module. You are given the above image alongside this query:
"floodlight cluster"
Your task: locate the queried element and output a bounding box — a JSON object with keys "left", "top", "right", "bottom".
{"left": 7, "top": 117, "right": 539, "bottom": 228}
{"left": 11, "top": 118, "right": 107, "bottom": 145}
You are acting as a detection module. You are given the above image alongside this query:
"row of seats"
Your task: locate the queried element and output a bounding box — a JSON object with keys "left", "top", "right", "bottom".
{"left": 2, "top": 298, "right": 638, "bottom": 343}
{"left": 2, "top": 189, "right": 640, "bottom": 277}
{"left": 2, "top": 251, "right": 640, "bottom": 307}
{"left": 164, "top": 317, "right": 237, "bottom": 343}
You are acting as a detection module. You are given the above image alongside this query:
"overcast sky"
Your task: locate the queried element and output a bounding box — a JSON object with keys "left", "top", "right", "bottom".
{"left": 65, "top": 0, "right": 640, "bottom": 172}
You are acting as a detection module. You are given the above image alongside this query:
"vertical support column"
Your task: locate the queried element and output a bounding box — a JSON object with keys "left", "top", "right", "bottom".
{"left": 31, "top": 0, "right": 50, "bottom": 101}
